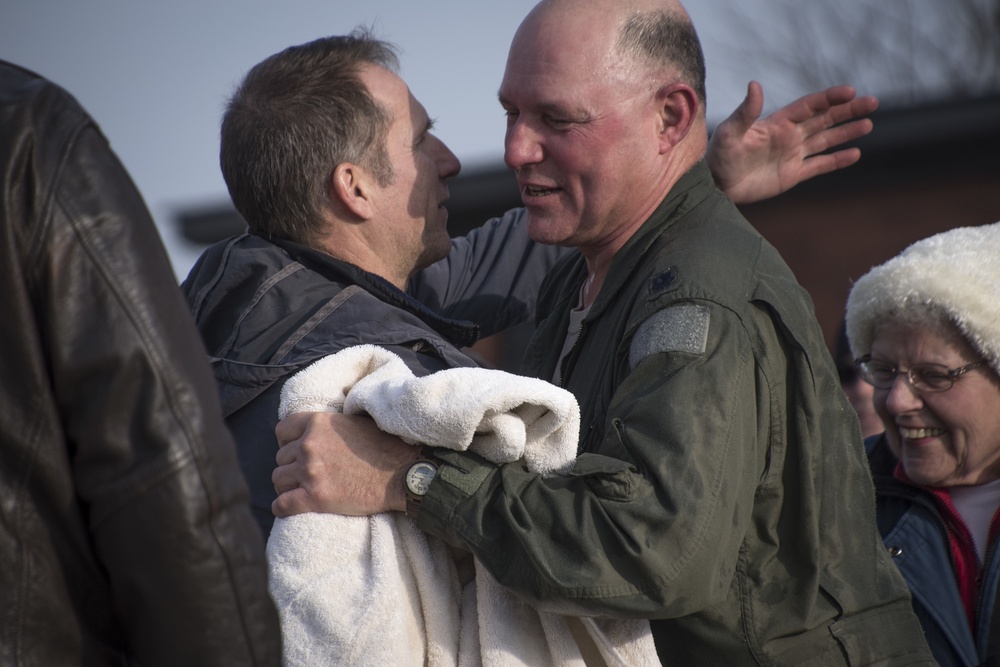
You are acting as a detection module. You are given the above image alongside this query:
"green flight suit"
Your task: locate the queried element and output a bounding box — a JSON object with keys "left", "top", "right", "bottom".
{"left": 419, "top": 161, "right": 933, "bottom": 665}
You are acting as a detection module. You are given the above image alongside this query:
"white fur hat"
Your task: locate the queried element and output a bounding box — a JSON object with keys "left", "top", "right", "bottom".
{"left": 845, "top": 221, "right": 1000, "bottom": 376}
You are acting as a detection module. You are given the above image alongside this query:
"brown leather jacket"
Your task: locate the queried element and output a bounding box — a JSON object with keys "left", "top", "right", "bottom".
{"left": 0, "top": 61, "right": 281, "bottom": 666}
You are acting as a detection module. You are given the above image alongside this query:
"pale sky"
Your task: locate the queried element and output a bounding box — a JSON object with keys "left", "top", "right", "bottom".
{"left": 0, "top": 0, "right": 807, "bottom": 278}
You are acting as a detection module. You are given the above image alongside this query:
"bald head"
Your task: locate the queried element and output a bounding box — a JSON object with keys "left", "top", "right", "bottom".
{"left": 525, "top": 0, "right": 690, "bottom": 25}
{"left": 519, "top": 0, "right": 705, "bottom": 107}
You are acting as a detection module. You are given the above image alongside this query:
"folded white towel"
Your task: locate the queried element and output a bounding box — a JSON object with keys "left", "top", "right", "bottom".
{"left": 277, "top": 344, "right": 578, "bottom": 475}
{"left": 268, "top": 344, "right": 660, "bottom": 666}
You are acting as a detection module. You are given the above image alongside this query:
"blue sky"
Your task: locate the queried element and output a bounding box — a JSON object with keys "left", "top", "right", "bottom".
{"left": 0, "top": 0, "right": 822, "bottom": 278}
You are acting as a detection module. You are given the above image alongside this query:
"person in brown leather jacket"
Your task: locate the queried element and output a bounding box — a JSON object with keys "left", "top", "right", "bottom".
{"left": 0, "top": 60, "right": 282, "bottom": 666}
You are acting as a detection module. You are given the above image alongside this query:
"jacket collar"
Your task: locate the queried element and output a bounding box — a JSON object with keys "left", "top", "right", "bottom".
{"left": 582, "top": 159, "right": 716, "bottom": 320}
{"left": 267, "top": 234, "right": 481, "bottom": 348}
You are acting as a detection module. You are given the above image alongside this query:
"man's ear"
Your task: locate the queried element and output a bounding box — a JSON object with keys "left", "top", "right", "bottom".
{"left": 656, "top": 83, "right": 699, "bottom": 153}
{"left": 330, "top": 162, "right": 375, "bottom": 220}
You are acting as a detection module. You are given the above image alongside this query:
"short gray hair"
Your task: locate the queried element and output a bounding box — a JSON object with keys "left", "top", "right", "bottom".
{"left": 220, "top": 29, "right": 398, "bottom": 244}
{"left": 616, "top": 10, "right": 707, "bottom": 106}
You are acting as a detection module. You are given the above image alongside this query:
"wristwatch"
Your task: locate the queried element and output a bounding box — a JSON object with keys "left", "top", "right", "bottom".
{"left": 403, "top": 449, "right": 439, "bottom": 518}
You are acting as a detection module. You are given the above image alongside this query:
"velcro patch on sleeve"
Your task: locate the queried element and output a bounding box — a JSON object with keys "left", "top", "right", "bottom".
{"left": 629, "top": 304, "right": 710, "bottom": 370}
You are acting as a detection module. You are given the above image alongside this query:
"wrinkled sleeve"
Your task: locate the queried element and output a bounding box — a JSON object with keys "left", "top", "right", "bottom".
{"left": 417, "top": 300, "right": 763, "bottom": 619}
{"left": 39, "top": 123, "right": 282, "bottom": 666}
{"left": 408, "top": 207, "right": 570, "bottom": 337}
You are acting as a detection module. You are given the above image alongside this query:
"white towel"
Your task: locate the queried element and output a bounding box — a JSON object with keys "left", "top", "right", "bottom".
{"left": 267, "top": 344, "right": 660, "bottom": 666}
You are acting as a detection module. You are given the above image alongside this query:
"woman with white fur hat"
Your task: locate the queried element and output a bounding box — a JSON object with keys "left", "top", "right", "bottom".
{"left": 845, "top": 221, "right": 1000, "bottom": 667}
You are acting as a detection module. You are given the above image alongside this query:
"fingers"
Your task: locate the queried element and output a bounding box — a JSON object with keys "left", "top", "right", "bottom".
{"left": 271, "top": 445, "right": 325, "bottom": 514}
{"left": 801, "top": 117, "right": 873, "bottom": 158}
{"left": 843, "top": 94, "right": 878, "bottom": 120}
{"left": 275, "top": 411, "right": 312, "bottom": 447}
{"left": 782, "top": 85, "right": 858, "bottom": 123}
{"left": 733, "top": 80, "right": 764, "bottom": 132}
{"left": 825, "top": 147, "right": 864, "bottom": 171}
{"left": 806, "top": 96, "right": 878, "bottom": 136}
{"left": 272, "top": 452, "right": 300, "bottom": 492}
{"left": 795, "top": 91, "right": 879, "bottom": 139}
{"left": 777, "top": 85, "right": 876, "bottom": 133}
{"left": 275, "top": 438, "right": 300, "bottom": 466}
{"left": 718, "top": 80, "right": 764, "bottom": 137}
{"left": 813, "top": 84, "right": 860, "bottom": 108}
{"left": 793, "top": 148, "right": 863, "bottom": 183}
{"left": 742, "top": 80, "right": 764, "bottom": 124}
{"left": 272, "top": 487, "right": 310, "bottom": 518}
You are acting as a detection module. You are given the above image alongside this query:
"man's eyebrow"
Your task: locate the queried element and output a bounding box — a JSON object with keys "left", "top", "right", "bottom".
{"left": 496, "top": 93, "right": 583, "bottom": 119}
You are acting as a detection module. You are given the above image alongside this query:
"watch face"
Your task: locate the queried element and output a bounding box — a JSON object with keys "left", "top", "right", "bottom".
{"left": 406, "top": 461, "right": 437, "bottom": 496}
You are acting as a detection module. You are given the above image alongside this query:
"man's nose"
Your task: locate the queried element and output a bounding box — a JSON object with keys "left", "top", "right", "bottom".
{"left": 504, "top": 118, "right": 543, "bottom": 170}
{"left": 434, "top": 136, "right": 461, "bottom": 179}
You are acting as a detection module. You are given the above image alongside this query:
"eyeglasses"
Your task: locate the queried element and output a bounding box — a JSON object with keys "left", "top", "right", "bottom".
{"left": 855, "top": 355, "right": 986, "bottom": 392}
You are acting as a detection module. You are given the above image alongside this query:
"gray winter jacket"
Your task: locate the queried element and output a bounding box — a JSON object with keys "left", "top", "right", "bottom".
{"left": 181, "top": 209, "right": 561, "bottom": 536}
